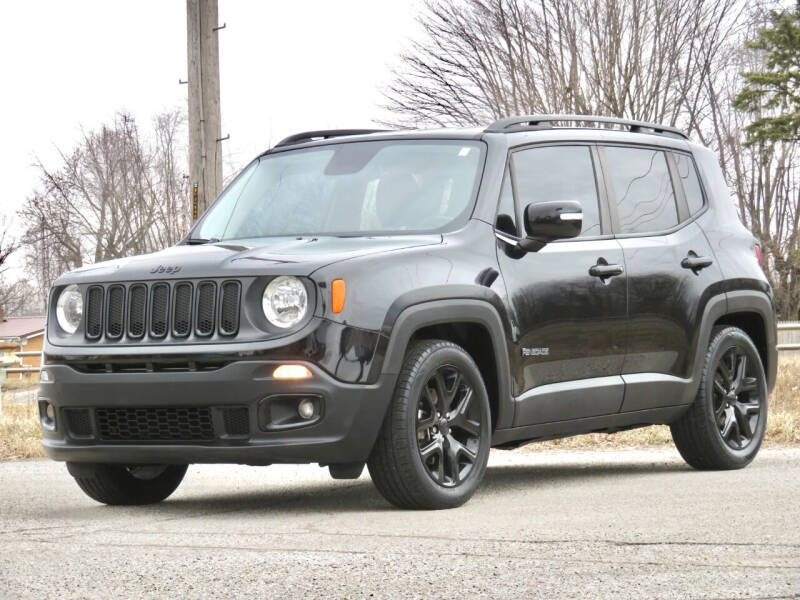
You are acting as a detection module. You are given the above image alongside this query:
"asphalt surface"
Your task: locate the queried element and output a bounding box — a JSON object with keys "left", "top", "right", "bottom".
{"left": 0, "top": 447, "right": 798, "bottom": 599}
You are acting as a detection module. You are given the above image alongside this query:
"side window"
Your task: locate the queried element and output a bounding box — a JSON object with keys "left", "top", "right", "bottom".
{"left": 673, "top": 152, "right": 705, "bottom": 216}
{"left": 603, "top": 146, "right": 678, "bottom": 234}
{"left": 495, "top": 167, "right": 518, "bottom": 236}
{"left": 512, "top": 146, "right": 602, "bottom": 237}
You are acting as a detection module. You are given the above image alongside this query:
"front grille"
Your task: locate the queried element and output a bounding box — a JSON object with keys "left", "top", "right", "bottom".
{"left": 81, "top": 278, "right": 243, "bottom": 343}
{"left": 172, "top": 282, "right": 193, "bottom": 337}
{"left": 86, "top": 286, "right": 104, "bottom": 339}
{"left": 96, "top": 406, "right": 215, "bottom": 441}
{"left": 196, "top": 282, "right": 217, "bottom": 336}
{"left": 219, "top": 281, "right": 241, "bottom": 336}
{"left": 150, "top": 283, "right": 170, "bottom": 338}
{"left": 127, "top": 284, "right": 147, "bottom": 338}
{"left": 106, "top": 285, "right": 125, "bottom": 339}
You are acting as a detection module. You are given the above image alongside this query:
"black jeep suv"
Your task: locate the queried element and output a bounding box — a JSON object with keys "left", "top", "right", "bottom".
{"left": 40, "top": 115, "right": 776, "bottom": 510}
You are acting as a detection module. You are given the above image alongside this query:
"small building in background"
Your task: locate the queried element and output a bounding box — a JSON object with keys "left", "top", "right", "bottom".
{"left": 0, "top": 316, "right": 46, "bottom": 381}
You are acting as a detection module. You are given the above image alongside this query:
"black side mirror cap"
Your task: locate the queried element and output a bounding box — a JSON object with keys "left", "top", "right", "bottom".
{"left": 519, "top": 200, "right": 583, "bottom": 251}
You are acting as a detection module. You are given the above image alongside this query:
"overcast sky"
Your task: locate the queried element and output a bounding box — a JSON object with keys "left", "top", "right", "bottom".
{"left": 0, "top": 0, "right": 422, "bottom": 277}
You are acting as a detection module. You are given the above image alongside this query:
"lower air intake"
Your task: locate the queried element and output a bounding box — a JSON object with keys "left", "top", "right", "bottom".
{"left": 96, "top": 407, "right": 215, "bottom": 442}
{"left": 223, "top": 406, "right": 250, "bottom": 436}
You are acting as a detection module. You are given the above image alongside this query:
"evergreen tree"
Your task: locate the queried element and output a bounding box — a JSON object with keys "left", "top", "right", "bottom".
{"left": 734, "top": 4, "right": 800, "bottom": 146}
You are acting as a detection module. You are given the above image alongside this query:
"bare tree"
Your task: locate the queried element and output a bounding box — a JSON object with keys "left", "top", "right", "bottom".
{"left": 19, "top": 110, "right": 190, "bottom": 303}
{"left": 384, "top": 0, "right": 744, "bottom": 132}
{"left": 0, "top": 218, "right": 40, "bottom": 316}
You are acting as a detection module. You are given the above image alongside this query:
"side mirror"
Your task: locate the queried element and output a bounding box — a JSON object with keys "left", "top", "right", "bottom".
{"left": 520, "top": 201, "right": 583, "bottom": 251}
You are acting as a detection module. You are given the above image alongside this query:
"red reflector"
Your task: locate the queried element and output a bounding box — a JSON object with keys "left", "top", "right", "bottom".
{"left": 755, "top": 243, "right": 763, "bottom": 266}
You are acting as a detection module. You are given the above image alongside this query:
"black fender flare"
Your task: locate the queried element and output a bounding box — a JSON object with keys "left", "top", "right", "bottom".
{"left": 684, "top": 289, "right": 777, "bottom": 403}
{"left": 375, "top": 293, "right": 515, "bottom": 430}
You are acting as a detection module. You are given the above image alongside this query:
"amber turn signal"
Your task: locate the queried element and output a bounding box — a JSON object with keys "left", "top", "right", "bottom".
{"left": 331, "top": 279, "right": 346, "bottom": 314}
{"left": 273, "top": 364, "right": 312, "bottom": 380}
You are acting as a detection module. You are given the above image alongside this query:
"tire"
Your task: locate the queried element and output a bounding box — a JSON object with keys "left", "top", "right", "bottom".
{"left": 670, "top": 326, "right": 768, "bottom": 470}
{"left": 67, "top": 463, "right": 188, "bottom": 505}
{"left": 367, "top": 340, "right": 491, "bottom": 510}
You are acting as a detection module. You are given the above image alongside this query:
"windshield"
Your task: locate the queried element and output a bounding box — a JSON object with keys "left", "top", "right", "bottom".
{"left": 193, "top": 140, "right": 486, "bottom": 240}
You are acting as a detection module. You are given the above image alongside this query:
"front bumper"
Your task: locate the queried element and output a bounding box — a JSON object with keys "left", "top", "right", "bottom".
{"left": 39, "top": 361, "right": 395, "bottom": 466}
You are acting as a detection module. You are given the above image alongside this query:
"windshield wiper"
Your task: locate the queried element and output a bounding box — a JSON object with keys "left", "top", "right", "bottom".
{"left": 184, "top": 237, "right": 220, "bottom": 245}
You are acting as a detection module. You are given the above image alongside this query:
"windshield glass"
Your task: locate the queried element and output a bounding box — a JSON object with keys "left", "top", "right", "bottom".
{"left": 193, "top": 140, "right": 485, "bottom": 240}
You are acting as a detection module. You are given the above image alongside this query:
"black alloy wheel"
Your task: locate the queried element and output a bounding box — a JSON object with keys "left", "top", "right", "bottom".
{"left": 416, "top": 365, "right": 483, "bottom": 487}
{"left": 368, "top": 339, "right": 491, "bottom": 509}
{"left": 670, "top": 326, "right": 768, "bottom": 470}
{"left": 712, "top": 347, "right": 763, "bottom": 450}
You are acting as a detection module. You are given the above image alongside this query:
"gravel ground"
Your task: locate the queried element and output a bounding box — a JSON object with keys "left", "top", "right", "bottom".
{"left": 0, "top": 447, "right": 798, "bottom": 599}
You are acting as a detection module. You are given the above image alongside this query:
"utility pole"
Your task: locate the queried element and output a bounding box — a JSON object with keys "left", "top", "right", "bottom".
{"left": 187, "top": 0, "right": 223, "bottom": 221}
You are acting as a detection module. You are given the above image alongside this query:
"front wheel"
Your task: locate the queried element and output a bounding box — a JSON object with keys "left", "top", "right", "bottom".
{"left": 67, "top": 463, "right": 188, "bottom": 505}
{"left": 670, "top": 326, "right": 768, "bottom": 470}
{"left": 368, "top": 340, "right": 491, "bottom": 510}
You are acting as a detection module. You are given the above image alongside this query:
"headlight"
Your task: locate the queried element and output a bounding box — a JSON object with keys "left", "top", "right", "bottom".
{"left": 56, "top": 284, "right": 83, "bottom": 334}
{"left": 262, "top": 276, "right": 308, "bottom": 329}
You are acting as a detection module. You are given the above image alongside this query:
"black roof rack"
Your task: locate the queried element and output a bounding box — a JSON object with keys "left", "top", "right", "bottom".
{"left": 485, "top": 114, "right": 689, "bottom": 140}
{"left": 274, "top": 129, "right": 390, "bottom": 148}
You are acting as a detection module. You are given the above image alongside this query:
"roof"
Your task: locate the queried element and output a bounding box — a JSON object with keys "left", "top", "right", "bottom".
{"left": 265, "top": 115, "right": 689, "bottom": 154}
{"left": 0, "top": 317, "right": 46, "bottom": 339}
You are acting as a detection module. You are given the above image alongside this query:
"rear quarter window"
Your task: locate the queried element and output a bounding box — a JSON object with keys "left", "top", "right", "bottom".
{"left": 673, "top": 153, "right": 705, "bottom": 216}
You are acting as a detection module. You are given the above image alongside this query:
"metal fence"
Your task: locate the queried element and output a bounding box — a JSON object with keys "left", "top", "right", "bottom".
{"left": 778, "top": 321, "right": 800, "bottom": 353}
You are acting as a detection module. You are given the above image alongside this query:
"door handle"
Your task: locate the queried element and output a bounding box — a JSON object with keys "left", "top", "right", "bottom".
{"left": 681, "top": 252, "right": 713, "bottom": 272}
{"left": 589, "top": 259, "right": 624, "bottom": 280}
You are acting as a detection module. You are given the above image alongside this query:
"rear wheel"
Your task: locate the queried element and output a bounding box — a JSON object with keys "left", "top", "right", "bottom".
{"left": 671, "top": 326, "right": 768, "bottom": 470}
{"left": 368, "top": 340, "right": 491, "bottom": 510}
{"left": 67, "top": 463, "right": 188, "bottom": 505}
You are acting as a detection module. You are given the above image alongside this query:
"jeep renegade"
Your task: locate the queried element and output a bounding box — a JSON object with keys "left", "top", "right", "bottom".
{"left": 40, "top": 115, "right": 777, "bottom": 510}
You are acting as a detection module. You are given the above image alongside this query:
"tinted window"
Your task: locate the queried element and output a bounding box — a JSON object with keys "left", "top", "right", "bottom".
{"left": 673, "top": 153, "right": 705, "bottom": 215}
{"left": 603, "top": 147, "right": 678, "bottom": 234}
{"left": 495, "top": 168, "right": 517, "bottom": 236}
{"left": 512, "top": 146, "right": 601, "bottom": 237}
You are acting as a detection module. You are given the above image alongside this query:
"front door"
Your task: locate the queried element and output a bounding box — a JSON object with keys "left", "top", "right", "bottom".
{"left": 495, "top": 144, "right": 628, "bottom": 426}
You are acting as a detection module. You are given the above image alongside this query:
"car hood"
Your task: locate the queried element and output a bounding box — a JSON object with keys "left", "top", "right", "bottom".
{"left": 56, "top": 235, "right": 442, "bottom": 284}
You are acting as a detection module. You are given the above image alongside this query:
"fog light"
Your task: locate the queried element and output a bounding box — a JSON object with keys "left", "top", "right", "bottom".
{"left": 39, "top": 401, "right": 56, "bottom": 431}
{"left": 40, "top": 369, "right": 51, "bottom": 382}
{"left": 297, "top": 399, "right": 315, "bottom": 420}
{"left": 273, "top": 364, "right": 312, "bottom": 380}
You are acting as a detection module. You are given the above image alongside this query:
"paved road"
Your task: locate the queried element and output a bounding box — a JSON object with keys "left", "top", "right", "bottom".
{"left": 0, "top": 447, "right": 798, "bottom": 599}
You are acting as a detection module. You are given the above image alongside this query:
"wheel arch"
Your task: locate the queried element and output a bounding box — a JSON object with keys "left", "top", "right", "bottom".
{"left": 690, "top": 290, "right": 778, "bottom": 400}
{"left": 714, "top": 290, "right": 777, "bottom": 393}
{"left": 376, "top": 298, "right": 514, "bottom": 430}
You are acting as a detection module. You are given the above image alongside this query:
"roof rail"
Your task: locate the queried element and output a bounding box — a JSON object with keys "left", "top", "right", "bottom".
{"left": 274, "top": 129, "right": 390, "bottom": 148}
{"left": 485, "top": 114, "right": 689, "bottom": 140}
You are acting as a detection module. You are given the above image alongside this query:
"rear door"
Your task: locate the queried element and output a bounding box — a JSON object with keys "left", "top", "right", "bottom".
{"left": 598, "top": 145, "right": 725, "bottom": 411}
{"left": 495, "top": 144, "right": 628, "bottom": 426}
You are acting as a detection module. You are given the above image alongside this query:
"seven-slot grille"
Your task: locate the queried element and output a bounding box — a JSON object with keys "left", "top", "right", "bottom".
{"left": 84, "top": 280, "right": 241, "bottom": 342}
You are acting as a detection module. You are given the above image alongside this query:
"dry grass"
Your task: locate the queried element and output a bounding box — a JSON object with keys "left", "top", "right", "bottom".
{"left": 1, "top": 358, "right": 799, "bottom": 460}
{"left": 0, "top": 403, "right": 44, "bottom": 460}
{"left": 1, "top": 379, "right": 39, "bottom": 391}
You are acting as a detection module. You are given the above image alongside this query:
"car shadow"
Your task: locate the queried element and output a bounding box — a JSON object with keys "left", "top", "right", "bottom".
{"left": 100, "top": 458, "right": 691, "bottom": 517}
